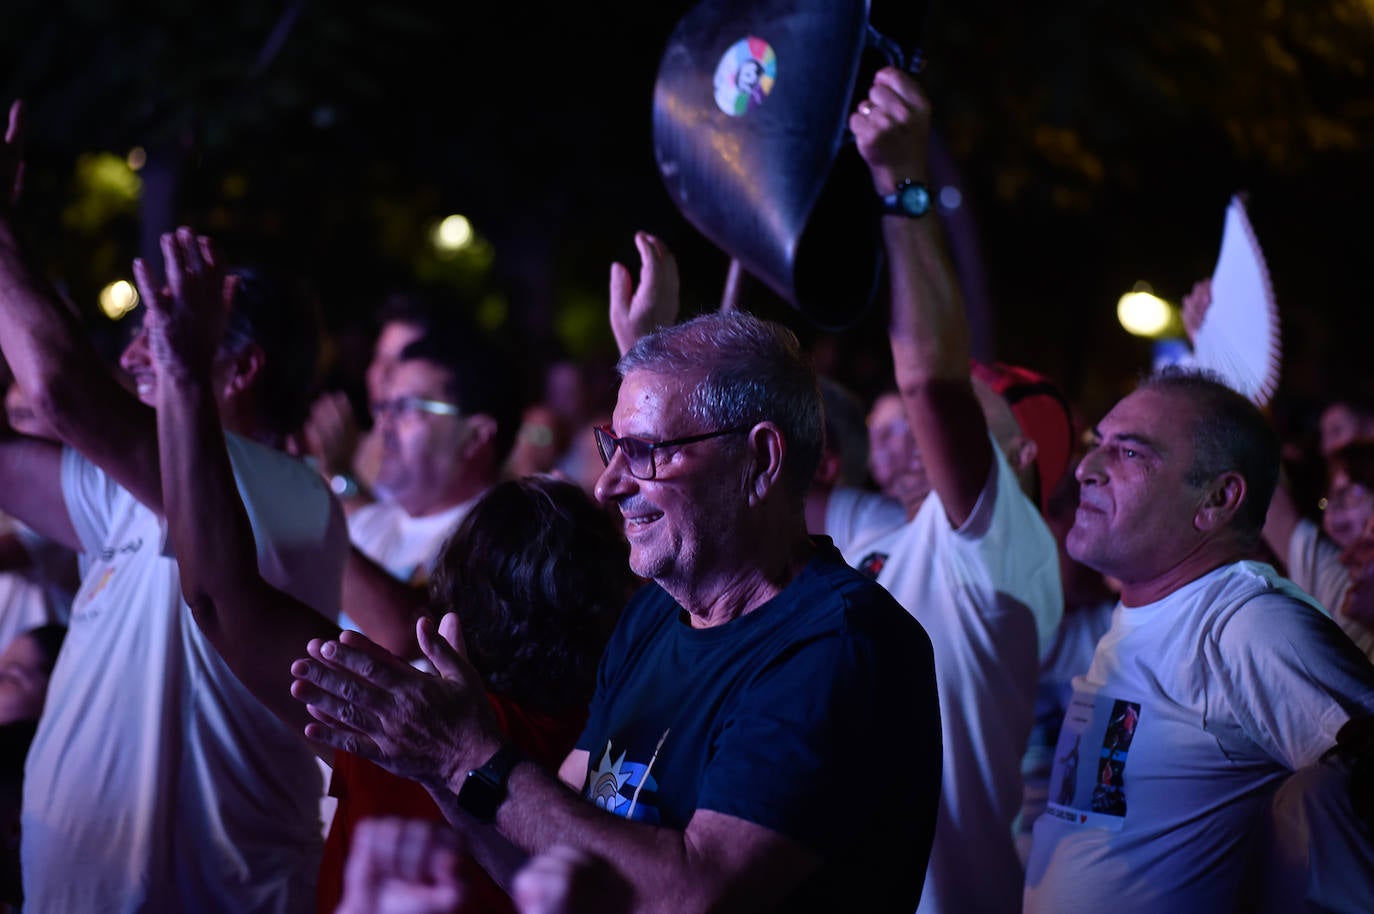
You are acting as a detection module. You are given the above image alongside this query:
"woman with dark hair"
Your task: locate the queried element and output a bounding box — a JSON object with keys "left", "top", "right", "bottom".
{"left": 140, "top": 223, "right": 634, "bottom": 914}
{"left": 320, "top": 478, "right": 633, "bottom": 913}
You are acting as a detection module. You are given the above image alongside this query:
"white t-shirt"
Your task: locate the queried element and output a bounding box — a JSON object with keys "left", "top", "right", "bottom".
{"left": 842, "top": 445, "right": 1063, "bottom": 914}
{"left": 336, "top": 498, "right": 473, "bottom": 634}
{"left": 346, "top": 498, "right": 472, "bottom": 585}
{"left": 1017, "top": 599, "right": 1116, "bottom": 861}
{"left": 1024, "top": 561, "right": 1374, "bottom": 914}
{"left": 21, "top": 436, "right": 348, "bottom": 914}
{"left": 823, "top": 486, "right": 907, "bottom": 560}
{"left": 0, "top": 513, "right": 75, "bottom": 650}
{"left": 1286, "top": 517, "right": 1374, "bottom": 662}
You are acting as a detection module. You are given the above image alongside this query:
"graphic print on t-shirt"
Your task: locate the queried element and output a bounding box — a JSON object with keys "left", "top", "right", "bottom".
{"left": 1044, "top": 689, "right": 1142, "bottom": 831}
{"left": 585, "top": 731, "right": 670, "bottom": 825}
{"left": 856, "top": 551, "right": 888, "bottom": 580}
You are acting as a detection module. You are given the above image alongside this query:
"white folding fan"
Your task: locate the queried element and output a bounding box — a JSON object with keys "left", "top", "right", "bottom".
{"left": 1188, "top": 194, "right": 1282, "bottom": 407}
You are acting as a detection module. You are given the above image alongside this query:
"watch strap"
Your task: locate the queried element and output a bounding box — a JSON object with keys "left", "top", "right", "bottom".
{"left": 880, "top": 178, "right": 932, "bottom": 218}
{"left": 456, "top": 744, "right": 522, "bottom": 824}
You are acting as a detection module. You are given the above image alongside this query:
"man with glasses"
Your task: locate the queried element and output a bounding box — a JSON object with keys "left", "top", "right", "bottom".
{"left": 291, "top": 308, "right": 943, "bottom": 912}
{"left": 338, "top": 320, "right": 520, "bottom": 658}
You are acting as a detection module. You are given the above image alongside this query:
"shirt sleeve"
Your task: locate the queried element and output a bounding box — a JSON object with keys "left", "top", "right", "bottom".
{"left": 1213, "top": 592, "right": 1374, "bottom": 770}
{"left": 58, "top": 445, "right": 121, "bottom": 554}
{"left": 225, "top": 434, "right": 349, "bottom": 621}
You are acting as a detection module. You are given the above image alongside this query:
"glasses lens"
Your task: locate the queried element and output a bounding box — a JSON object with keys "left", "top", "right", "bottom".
{"left": 594, "top": 427, "right": 616, "bottom": 467}
{"left": 620, "top": 437, "right": 655, "bottom": 479}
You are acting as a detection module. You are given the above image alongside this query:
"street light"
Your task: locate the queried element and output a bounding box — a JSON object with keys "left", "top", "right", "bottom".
{"left": 1117, "top": 286, "right": 1179, "bottom": 338}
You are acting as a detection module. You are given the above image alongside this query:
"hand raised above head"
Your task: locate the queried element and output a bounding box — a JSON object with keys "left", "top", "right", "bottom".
{"left": 848, "top": 66, "right": 931, "bottom": 195}
{"left": 289, "top": 621, "right": 501, "bottom": 789}
{"left": 132, "top": 227, "right": 236, "bottom": 384}
{"left": 609, "top": 230, "right": 679, "bottom": 357}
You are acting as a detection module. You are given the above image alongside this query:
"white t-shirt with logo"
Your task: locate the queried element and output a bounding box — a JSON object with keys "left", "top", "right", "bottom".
{"left": 843, "top": 444, "right": 1063, "bottom": 914}
{"left": 1024, "top": 561, "right": 1374, "bottom": 914}
{"left": 21, "top": 436, "right": 348, "bottom": 914}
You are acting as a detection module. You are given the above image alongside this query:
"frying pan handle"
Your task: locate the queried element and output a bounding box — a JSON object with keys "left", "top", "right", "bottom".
{"left": 865, "top": 22, "right": 925, "bottom": 74}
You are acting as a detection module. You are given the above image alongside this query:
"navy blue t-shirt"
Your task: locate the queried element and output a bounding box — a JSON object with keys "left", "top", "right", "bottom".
{"left": 575, "top": 538, "right": 941, "bottom": 912}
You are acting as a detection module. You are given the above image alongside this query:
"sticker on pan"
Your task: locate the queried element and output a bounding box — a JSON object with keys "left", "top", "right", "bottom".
{"left": 713, "top": 37, "right": 777, "bottom": 116}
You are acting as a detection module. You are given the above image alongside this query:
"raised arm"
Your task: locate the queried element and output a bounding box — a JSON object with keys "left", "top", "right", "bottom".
{"left": 0, "top": 101, "right": 162, "bottom": 511}
{"left": 850, "top": 69, "right": 991, "bottom": 526}
{"left": 139, "top": 228, "right": 338, "bottom": 746}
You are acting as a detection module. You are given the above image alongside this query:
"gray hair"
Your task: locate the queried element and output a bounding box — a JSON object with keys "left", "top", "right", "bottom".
{"left": 1139, "top": 365, "right": 1279, "bottom": 545}
{"left": 618, "top": 312, "right": 823, "bottom": 497}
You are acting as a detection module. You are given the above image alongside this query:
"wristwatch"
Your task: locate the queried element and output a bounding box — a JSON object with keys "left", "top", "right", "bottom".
{"left": 880, "top": 178, "right": 932, "bottom": 218}
{"left": 456, "top": 745, "right": 522, "bottom": 823}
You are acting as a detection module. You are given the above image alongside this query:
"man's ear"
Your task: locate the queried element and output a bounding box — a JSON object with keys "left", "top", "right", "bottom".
{"left": 219, "top": 342, "right": 266, "bottom": 400}
{"left": 812, "top": 449, "right": 842, "bottom": 488}
{"left": 460, "top": 413, "right": 498, "bottom": 459}
{"left": 744, "top": 422, "right": 786, "bottom": 505}
{"left": 1008, "top": 435, "right": 1038, "bottom": 475}
{"left": 1195, "top": 471, "right": 1247, "bottom": 533}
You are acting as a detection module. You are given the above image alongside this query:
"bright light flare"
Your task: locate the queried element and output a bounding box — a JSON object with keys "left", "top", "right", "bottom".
{"left": 1117, "top": 290, "right": 1174, "bottom": 338}
{"left": 432, "top": 214, "right": 474, "bottom": 253}
{"left": 99, "top": 280, "right": 139, "bottom": 320}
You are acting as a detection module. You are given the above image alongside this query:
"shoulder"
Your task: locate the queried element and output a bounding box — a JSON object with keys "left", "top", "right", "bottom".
{"left": 784, "top": 542, "right": 933, "bottom": 656}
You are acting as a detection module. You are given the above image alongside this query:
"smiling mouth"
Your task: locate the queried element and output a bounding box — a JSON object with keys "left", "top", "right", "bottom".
{"left": 622, "top": 510, "right": 663, "bottom": 531}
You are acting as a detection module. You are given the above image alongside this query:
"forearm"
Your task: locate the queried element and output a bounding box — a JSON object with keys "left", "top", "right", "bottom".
{"left": 158, "top": 373, "right": 338, "bottom": 729}
{"left": 158, "top": 374, "right": 259, "bottom": 614}
{"left": 424, "top": 784, "right": 532, "bottom": 894}
{"left": 441, "top": 763, "right": 731, "bottom": 914}
{"left": 0, "top": 222, "right": 161, "bottom": 506}
{"left": 0, "top": 222, "right": 89, "bottom": 400}
{"left": 342, "top": 547, "right": 427, "bottom": 659}
{"left": 884, "top": 215, "right": 969, "bottom": 387}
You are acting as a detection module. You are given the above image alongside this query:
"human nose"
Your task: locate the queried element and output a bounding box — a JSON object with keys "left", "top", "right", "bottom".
{"left": 593, "top": 443, "right": 636, "bottom": 506}
{"left": 1076, "top": 446, "right": 1105, "bottom": 485}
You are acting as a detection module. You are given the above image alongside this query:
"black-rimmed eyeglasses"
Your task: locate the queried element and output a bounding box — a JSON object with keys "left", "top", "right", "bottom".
{"left": 593, "top": 424, "right": 750, "bottom": 480}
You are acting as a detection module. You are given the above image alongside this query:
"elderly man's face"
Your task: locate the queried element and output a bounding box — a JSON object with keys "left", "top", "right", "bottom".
{"left": 594, "top": 371, "right": 745, "bottom": 589}
{"left": 1067, "top": 388, "right": 1207, "bottom": 585}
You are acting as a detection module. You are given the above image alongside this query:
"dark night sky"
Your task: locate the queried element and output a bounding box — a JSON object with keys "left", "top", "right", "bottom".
{"left": 4, "top": 1, "right": 1373, "bottom": 436}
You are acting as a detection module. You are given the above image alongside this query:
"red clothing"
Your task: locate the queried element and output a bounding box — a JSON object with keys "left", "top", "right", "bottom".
{"left": 316, "top": 691, "right": 586, "bottom": 914}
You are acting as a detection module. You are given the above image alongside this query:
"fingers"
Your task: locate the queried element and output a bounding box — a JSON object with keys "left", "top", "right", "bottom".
{"left": 872, "top": 66, "right": 927, "bottom": 110}
{"left": 418, "top": 614, "right": 468, "bottom": 679}
{"left": 291, "top": 647, "right": 393, "bottom": 715}
{"left": 5, "top": 100, "right": 25, "bottom": 207}
{"left": 609, "top": 261, "right": 632, "bottom": 312}
{"left": 131, "top": 258, "right": 166, "bottom": 317}
{"left": 437, "top": 611, "right": 467, "bottom": 658}
{"left": 343, "top": 818, "right": 467, "bottom": 910}
{"left": 4, "top": 100, "right": 21, "bottom": 147}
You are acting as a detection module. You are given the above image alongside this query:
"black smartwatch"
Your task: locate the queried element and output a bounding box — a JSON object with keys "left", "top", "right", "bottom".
{"left": 880, "top": 178, "right": 932, "bottom": 218}
{"left": 456, "top": 745, "right": 522, "bottom": 824}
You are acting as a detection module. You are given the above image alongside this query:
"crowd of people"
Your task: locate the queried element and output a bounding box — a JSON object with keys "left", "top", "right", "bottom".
{"left": 0, "top": 64, "right": 1369, "bottom": 914}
